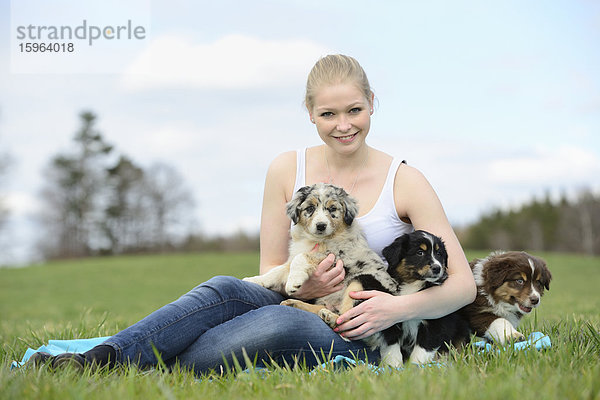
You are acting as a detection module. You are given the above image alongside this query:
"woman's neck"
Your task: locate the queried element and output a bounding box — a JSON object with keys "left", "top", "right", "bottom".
{"left": 321, "top": 144, "right": 370, "bottom": 194}
{"left": 322, "top": 144, "right": 370, "bottom": 172}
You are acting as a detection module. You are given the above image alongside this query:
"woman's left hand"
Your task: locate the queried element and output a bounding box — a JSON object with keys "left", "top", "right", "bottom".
{"left": 333, "top": 291, "right": 403, "bottom": 340}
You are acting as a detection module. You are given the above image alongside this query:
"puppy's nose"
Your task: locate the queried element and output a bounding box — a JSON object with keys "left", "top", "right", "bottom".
{"left": 431, "top": 265, "right": 441, "bottom": 275}
{"left": 530, "top": 296, "right": 539, "bottom": 305}
{"left": 316, "top": 223, "right": 327, "bottom": 232}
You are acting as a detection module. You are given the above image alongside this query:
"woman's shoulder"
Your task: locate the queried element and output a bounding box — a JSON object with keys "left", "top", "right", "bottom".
{"left": 368, "top": 147, "right": 423, "bottom": 183}
{"left": 265, "top": 150, "right": 298, "bottom": 201}
{"left": 395, "top": 162, "right": 427, "bottom": 184}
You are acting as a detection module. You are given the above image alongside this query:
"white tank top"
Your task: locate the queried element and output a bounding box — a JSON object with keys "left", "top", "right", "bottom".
{"left": 293, "top": 148, "right": 414, "bottom": 258}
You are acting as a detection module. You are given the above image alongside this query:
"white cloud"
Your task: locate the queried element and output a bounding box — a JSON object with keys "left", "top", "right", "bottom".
{"left": 488, "top": 145, "right": 600, "bottom": 185}
{"left": 5, "top": 191, "right": 41, "bottom": 216}
{"left": 121, "top": 34, "right": 331, "bottom": 90}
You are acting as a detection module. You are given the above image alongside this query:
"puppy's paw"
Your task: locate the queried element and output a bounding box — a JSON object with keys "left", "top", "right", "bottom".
{"left": 510, "top": 331, "right": 526, "bottom": 342}
{"left": 280, "top": 299, "right": 303, "bottom": 308}
{"left": 317, "top": 309, "right": 339, "bottom": 329}
{"left": 285, "top": 272, "right": 309, "bottom": 295}
{"left": 486, "top": 318, "right": 525, "bottom": 345}
{"left": 242, "top": 276, "right": 264, "bottom": 286}
{"left": 409, "top": 345, "right": 437, "bottom": 365}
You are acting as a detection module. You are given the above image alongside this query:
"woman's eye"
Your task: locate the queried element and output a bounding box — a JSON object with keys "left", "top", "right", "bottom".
{"left": 320, "top": 112, "right": 333, "bottom": 118}
{"left": 349, "top": 107, "right": 362, "bottom": 114}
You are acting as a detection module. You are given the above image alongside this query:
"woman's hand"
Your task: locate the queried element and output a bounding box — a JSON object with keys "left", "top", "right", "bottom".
{"left": 291, "top": 253, "right": 345, "bottom": 300}
{"left": 333, "top": 291, "right": 405, "bottom": 340}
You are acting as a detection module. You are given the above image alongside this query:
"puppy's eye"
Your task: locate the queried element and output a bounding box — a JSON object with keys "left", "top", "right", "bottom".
{"left": 328, "top": 206, "right": 337, "bottom": 213}
{"left": 515, "top": 279, "right": 524, "bottom": 285}
{"left": 305, "top": 206, "right": 315, "bottom": 214}
{"left": 416, "top": 250, "right": 425, "bottom": 256}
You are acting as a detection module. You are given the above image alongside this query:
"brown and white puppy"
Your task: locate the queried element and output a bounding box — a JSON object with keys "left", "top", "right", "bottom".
{"left": 243, "top": 183, "right": 398, "bottom": 337}
{"left": 461, "top": 251, "right": 552, "bottom": 344}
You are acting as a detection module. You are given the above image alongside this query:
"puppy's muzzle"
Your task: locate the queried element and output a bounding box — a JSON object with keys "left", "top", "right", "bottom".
{"left": 530, "top": 295, "right": 540, "bottom": 306}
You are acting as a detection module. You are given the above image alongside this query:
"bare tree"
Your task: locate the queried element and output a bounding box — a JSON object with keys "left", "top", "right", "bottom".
{"left": 102, "top": 156, "right": 148, "bottom": 253}
{"left": 142, "top": 162, "right": 195, "bottom": 251}
{"left": 557, "top": 190, "right": 600, "bottom": 255}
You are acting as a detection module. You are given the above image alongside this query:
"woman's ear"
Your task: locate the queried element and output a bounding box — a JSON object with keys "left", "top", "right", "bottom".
{"left": 309, "top": 113, "right": 315, "bottom": 124}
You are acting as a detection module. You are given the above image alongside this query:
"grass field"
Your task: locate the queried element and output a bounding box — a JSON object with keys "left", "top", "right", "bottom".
{"left": 1, "top": 251, "right": 599, "bottom": 399}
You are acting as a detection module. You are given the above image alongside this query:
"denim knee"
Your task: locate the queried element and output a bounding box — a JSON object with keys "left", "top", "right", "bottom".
{"left": 202, "top": 275, "right": 241, "bottom": 290}
{"left": 191, "top": 275, "right": 284, "bottom": 308}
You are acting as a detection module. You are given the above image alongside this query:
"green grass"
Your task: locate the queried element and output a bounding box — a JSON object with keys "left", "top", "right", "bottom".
{"left": 1, "top": 251, "right": 599, "bottom": 399}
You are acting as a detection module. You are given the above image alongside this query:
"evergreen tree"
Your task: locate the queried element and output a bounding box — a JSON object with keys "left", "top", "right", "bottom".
{"left": 461, "top": 189, "right": 599, "bottom": 255}
{"left": 39, "top": 111, "right": 113, "bottom": 258}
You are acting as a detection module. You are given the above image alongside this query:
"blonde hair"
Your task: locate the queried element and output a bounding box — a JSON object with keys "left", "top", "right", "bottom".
{"left": 305, "top": 54, "right": 373, "bottom": 112}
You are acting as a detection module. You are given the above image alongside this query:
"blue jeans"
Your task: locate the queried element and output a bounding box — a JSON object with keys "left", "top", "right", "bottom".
{"left": 102, "top": 276, "right": 378, "bottom": 375}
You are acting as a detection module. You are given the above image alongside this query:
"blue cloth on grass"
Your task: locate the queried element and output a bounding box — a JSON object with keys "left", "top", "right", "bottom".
{"left": 313, "top": 332, "right": 551, "bottom": 373}
{"left": 11, "top": 336, "right": 110, "bottom": 369}
{"left": 12, "top": 332, "right": 551, "bottom": 371}
{"left": 472, "top": 331, "right": 552, "bottom": 352}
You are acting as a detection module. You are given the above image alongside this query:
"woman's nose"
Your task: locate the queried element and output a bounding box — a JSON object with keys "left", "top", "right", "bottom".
{"left": 336, "top": 115, "right": 351, "bottom": 132}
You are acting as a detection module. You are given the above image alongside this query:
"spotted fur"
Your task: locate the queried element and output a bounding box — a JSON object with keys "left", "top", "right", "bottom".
{"left": 243, "top": 183, "right": 401, "bottom": 365}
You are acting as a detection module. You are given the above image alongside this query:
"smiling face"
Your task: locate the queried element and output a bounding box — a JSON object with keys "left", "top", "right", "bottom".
{"left": 309, "top": 83, "right": 373, "bottom": 155}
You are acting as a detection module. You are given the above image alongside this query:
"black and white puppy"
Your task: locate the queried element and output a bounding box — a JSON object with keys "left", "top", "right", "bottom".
{"left": 379, "top": 231, "right": 471, "bottom": 365}
{"left": 381, "top": 234, "right": 552, "bottom": 365}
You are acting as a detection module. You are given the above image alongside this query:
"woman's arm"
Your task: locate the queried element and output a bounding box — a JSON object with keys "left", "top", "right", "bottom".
{"left": 259, "top": 151, "right": 295, "bottom": 274}
{"left": 258, "top": 152, "right": 346, "bottom": 299}
{"left": 334, "top": 165, "right": 477, "bottom": 340}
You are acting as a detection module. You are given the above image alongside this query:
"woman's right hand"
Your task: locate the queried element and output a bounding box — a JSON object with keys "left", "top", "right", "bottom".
{"left": 291, "top": 253, "right": 345, "bottom": 300}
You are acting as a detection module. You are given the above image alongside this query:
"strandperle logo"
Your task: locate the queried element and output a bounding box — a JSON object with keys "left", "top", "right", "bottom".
{"left": 15, "top": 19, "right": 146, "bottom": 46}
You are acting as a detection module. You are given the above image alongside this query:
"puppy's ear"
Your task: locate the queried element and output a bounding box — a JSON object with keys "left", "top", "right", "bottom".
{"left": 435, "top": 236, "right": 449, "bottom": 267}
{"left": 382, "top": 234, "right": 410, "bottom": 269}
{"left": 286, "top": 185, "right": 311, "bottom": 225}
{"left": 536, "top": 257, "right": 552, "bottom": 291}
{"left": 482, "top": 255, "right": 513, "bottom": 291}
{"left": 335, "top": 186, "right": 358, "bottom": 226}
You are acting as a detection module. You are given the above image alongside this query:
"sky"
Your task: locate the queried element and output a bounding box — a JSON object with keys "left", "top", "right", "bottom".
{"left": 1, "top": 0, "right": 599, "bottom": 265}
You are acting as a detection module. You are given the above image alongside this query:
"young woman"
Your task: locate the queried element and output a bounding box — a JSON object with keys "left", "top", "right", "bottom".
{"left": 32, "top": 55, "right": 476, "bottom": 375}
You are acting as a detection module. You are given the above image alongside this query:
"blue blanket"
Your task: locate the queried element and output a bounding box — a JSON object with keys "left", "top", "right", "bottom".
{"left": 11, "top": 332, "right": 551, "bottom": 371}
{"left": 12, "top": 336, "right": 110, "bottom": 369}
{"left": 312, "top": 332, "right": 551, "bottom": 373}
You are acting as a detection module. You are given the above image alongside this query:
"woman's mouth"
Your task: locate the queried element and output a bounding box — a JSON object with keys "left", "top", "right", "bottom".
{"left": 333, "top": 133, "right": 358, "bottom": 143}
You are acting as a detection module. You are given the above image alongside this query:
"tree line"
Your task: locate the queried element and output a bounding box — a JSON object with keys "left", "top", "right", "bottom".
{"left": 1, "top": 111, "right": 598, "bottom": 259}
{"left": 458, "top": 190, "right": 600, "bottom": 255}
{"left": 37, "top": 111, "right": 195, "bottom": 259}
